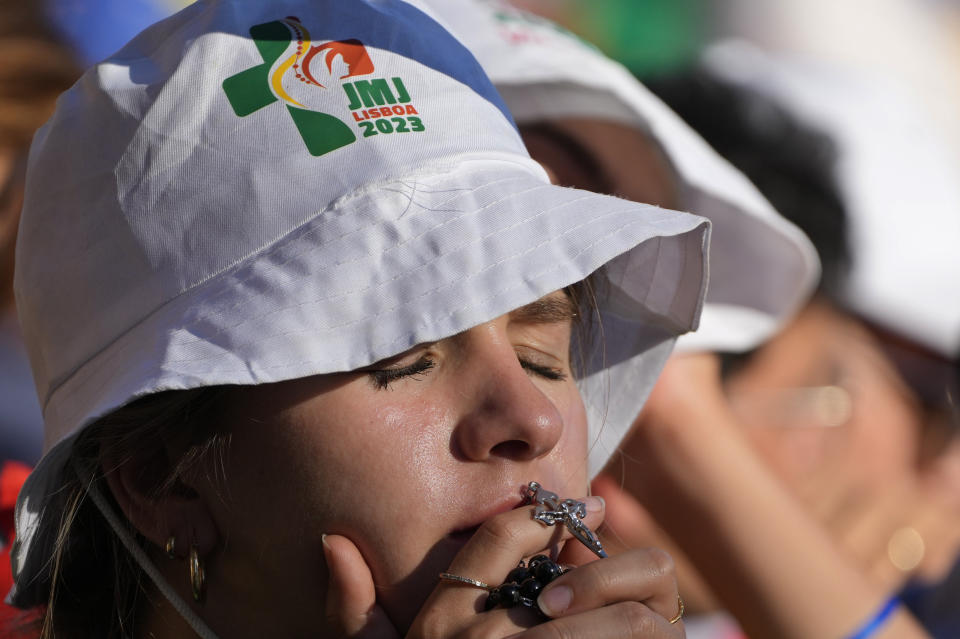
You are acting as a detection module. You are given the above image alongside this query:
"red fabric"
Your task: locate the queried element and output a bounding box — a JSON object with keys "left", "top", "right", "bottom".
{"left": 1, "top": 461, "right": 30, "bottom": 542}
{"left": 1, "top": 461, "right": 32, "bottom": 633}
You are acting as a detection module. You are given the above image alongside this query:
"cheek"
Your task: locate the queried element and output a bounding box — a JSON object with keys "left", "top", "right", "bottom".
{"left": 214, "top": 388, "right": 457, "bottom": 565}
{"left": 544, "top": 381, "right": 591, "bottom": 487}
{"left": 565, "top": 388, "right": 589, "bottom": 453}
{"left": 211, "top": 373, "right": 592, "bottom": 620}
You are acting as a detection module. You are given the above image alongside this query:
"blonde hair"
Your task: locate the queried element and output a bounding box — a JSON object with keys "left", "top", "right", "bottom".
{"left": 14, "top": 387, "right": 230, "bottom": 638}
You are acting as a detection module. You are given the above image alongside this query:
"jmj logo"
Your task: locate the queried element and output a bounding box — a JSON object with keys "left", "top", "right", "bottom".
{"left": 223, "top": 17, "right": 425, "bottom": 156}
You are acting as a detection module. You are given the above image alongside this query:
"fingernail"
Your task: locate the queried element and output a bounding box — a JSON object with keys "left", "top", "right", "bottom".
{"left": 538, "top": 585, "right": 572, "bottom": 616}
{"left": 585, "top": 495, "right": 604, "bottom": 513}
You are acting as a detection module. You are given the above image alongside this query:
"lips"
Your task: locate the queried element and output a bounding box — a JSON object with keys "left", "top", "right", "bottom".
{"left": 446, "top": 496, "right": 528, "bottom": 540}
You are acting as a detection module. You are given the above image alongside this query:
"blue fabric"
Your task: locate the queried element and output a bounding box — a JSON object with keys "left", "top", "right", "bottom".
{"left": 900, "top": 556, "right": 960, "bottom": 639}
{"left": 268, "top": 0, "right": 517, "bottom": 128}
{"left": 48, "top": 0, "right": 516, "bottom": 128}
{"left": 0, "top": 314, "right": 43, "bottom": 465}
{"left": 845, "top": 594, "right": 900, "bottom": 639}
{"left": 45, "top": 0, "right": 176, "bottom": 66}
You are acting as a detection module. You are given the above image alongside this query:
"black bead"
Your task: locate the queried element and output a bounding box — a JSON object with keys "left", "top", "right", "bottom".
{"left": 506, "top": 565, "right": 531, "bottom": 584}
{"left": 520, "top": 577, "right": 543, "bottom": 599}
{"left": 535, "top": 560, "right": 562, "bottom": 584}
{"left": 484, "top": 589, "right": 503, "bottom": 611}
{"left": 499, "top": 583, "right": 521, "bottom": 607}
{"left": 528, "top": 554, "right": 550, "bottom": 569}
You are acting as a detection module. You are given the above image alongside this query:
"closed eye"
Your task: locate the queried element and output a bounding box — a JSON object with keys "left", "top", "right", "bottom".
{"left": 519, "top": 358, "right": 567, "bottom": 381}
{"left": 369, "top": 356, "right": 436, "bottom": 390}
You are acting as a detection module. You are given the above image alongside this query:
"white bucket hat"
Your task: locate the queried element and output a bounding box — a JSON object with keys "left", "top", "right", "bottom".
{"left": 10, "top": 0, "right": 709, "bottom": 607}
{"left": 422, "top": 0, "right": 819, "bottom": 356}
{"left": 703, "top": 41, "right": 960, "bottom": 358}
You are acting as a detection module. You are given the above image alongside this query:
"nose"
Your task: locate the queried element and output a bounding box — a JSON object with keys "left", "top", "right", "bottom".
{"left": 451, "top": 324, "right": 565, "bottom": 462}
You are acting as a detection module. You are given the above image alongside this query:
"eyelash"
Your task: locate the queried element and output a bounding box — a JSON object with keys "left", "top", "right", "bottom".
{"left": 520, "top": 359, "right": 567, "bottom": 382}
{"left": 370, "top": 357, "right": 436, "bottom": 390}
{"left": 368, "top": 356, "right": 567, "bottom": 389}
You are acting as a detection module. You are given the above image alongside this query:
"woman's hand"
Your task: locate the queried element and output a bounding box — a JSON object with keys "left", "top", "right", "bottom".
{"left": 324, "top": 498, "right": 685, "bottom": 638}
{"left": 323, "top": 533, "right": 401, "bottom": 637}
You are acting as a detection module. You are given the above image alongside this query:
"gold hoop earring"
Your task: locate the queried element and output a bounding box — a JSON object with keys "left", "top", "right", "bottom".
{"left": 189, "top": 545, "right": 206, "bottom": 602}
{"left": 164, "top": 535, "right": 176, "bottom": 559}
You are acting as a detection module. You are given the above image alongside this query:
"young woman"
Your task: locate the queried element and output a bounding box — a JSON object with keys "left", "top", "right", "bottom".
{"left": 5, "top": 1, "right": 710, "bottom": 637}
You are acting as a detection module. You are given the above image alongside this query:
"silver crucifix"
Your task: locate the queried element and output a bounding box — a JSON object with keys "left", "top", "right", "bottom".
{"left": 524, "top": 481, "right": 607, "bottom": 558}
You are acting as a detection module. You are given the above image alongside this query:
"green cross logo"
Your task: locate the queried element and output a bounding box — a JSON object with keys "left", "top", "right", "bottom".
{"left": 222, "top": 19, "right": 362, "bottom": 157}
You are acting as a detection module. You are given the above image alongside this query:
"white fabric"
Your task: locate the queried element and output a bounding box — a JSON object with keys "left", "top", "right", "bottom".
{"left": 705, "top": 41, "right": 960, "bottom": 357}
{"left": 713, "top": 0, "right": 960, "bottom": 153}
{"left": 423, "top": 0, "right": 820, "bottom": 355}
{"left": 11, "top": 0, "right": 710, "bottom": 603}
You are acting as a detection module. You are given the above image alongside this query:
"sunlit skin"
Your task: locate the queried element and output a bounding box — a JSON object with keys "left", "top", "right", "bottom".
{"left": 135, "top": 291, "right": 592, "bottom": 637}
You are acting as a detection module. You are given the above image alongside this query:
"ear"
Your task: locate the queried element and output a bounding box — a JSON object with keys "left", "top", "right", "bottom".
{"left": 104, "top": 458, "right": 219, "bottom": 559}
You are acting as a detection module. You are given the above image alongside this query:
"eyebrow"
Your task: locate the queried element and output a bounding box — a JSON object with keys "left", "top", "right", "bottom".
{"left": 509, "top": 295, "right": 577, "bottom": 325}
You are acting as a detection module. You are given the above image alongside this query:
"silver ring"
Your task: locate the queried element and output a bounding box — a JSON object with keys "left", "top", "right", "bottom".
{"left": 438, "top": 572, "right": 493, "bottom": 590}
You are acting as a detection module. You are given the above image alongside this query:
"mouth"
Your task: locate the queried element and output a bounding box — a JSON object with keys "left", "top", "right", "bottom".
{"left": 445, "top": 496, "right": 528, "bottom": 542}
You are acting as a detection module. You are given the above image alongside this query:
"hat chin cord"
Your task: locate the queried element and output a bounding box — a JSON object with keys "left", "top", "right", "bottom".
{"left": 82, "top": 468, "right": 220, "bottom": 639}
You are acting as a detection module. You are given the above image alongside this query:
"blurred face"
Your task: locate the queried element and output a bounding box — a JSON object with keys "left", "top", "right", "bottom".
{"left": 725, "top": 298, "right": 923, "bottom": 493}
{"left": 201, "top": 291, "right": 589, "bottom": 633}
{"left": 724, "top": 300, "right": 960, "bottom": 588}
{"left": 519, "top": 118, "right": 679, "bottom": 209}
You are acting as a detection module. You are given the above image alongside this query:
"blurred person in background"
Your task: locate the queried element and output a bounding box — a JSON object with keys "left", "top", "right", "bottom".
{"left": 640, "top": 42, "right": 960, "bottom": 638}
{"left": 0, "top": 1, "right": 78, "bottom": 466}
{"left": 424, "top": 3, "right": 934, "bottom": 638}
{"left": 0, "top": 0, "right": 80, "bottom": 629}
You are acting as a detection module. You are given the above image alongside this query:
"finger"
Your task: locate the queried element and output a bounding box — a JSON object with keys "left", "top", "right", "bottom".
{"left": 410, "top": 497, "right": 605, "bottom": 636}
{"left": 535, "top": 548, "right": 679, "bottom": 622}
{"left": 322, "top": 534, "right": 400, "bottom": 638}
{"left": 444, "top": 496, "right": 605, "bottom": 591}
{"left": 509, "top": 601, "right": 684, "bottom": 639}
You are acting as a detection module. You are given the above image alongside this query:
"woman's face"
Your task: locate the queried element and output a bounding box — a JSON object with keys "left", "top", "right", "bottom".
{"left": 200, "top": 290, "right": 590, "bottom": 633}
{"left": 725, "top": 298, "right": 923, "bottom": 491}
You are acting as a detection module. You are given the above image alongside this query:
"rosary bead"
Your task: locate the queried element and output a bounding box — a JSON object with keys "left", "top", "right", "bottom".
{"left": 535, "top": 560, "right": 562, "bottom": 584}
{"left": 484, "top": 589, "right": 503, "bottom": 611}
{"left": 506, "top": 565, "right": 531, "bottom": 584}
{"left": 499, "top": 583, "right": 521, "bottom": 607}
{"left": 520, "top": 577, "right": 543, "bottom": 599}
